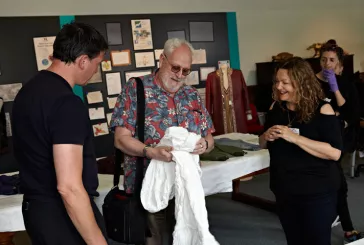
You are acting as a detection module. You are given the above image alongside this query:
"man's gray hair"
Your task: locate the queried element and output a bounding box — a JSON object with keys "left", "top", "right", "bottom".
{"left": 163, "top": 38, "right": 194, "bottom": 57}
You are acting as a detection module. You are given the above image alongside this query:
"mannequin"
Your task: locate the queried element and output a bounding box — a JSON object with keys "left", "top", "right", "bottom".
{"left": 205, "top": 65, "right": 251, "bottom": 136}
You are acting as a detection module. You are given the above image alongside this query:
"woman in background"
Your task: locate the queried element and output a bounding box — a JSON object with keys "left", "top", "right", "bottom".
{"left": 260, "top": 57, "right": 342, "bottom": 245}
{"left": 316, "top": 40, "right": 362, "bottom": 244}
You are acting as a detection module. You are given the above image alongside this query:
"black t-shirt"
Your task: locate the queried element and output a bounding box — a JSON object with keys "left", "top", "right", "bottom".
{"left": 12, "top": 70, "right": 99, "bottom": 198}
{"left": 264, "top": 101, "right": 342, "bottom": 197}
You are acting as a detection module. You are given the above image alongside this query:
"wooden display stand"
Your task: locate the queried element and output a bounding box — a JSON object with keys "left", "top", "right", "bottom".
{"left": 0, "top": 232, "right": 15, "bottom": 245}
{"left": 231, "top": 167, "right": 276, "bottom": 213}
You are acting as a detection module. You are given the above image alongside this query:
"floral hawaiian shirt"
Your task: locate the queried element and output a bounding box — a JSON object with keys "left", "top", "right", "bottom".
{"left": 110, "top": 72, "right": 215, "bottom": 193}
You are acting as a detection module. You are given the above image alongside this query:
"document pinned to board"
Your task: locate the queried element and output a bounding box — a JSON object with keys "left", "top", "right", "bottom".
{"left": 154, "top": 49, "right": 163, "bottom": 60}
{"left": 0, "top": 83, "right": 22, "bottom": 102}
{"left": 92, "top": 123, "right": 109, "bottom": 137}
{"left": 192, "top": 49, "right": 207, "bottom": 64}
{"left": 107, "top": 97, "right": 118, "bottom": 109}
{"left": 5, "top": 112, "right": 12, "bottom": 137}
{"left": 106, "top": 72, "right": 122, "bottom": 95}
{"left": 86, "top": 91, "right": 103, "bottom": 104}
{"left": 89, "top": 107, "right": 105, "bottom": 120}
{"left": 106, "top": 113, "right": 113, "bottom": 126}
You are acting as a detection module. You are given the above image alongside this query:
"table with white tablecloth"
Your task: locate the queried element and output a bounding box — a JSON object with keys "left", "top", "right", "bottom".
{"left": 0, "top": 133, "right": 270, "bottom": 244}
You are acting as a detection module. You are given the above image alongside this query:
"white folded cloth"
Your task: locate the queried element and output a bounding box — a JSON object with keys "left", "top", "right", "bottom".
{"left": 141, "top": 126, "right": 219, "bottom": 245}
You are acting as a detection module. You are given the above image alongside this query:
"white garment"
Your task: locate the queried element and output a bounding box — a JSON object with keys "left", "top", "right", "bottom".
{"left": 141, "top": 126, "right": 219, "bottom": 245}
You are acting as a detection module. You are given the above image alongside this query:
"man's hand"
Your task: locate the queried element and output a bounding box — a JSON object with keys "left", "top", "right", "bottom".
{"left": 192, "top": 138, "right": 208, "bottom": 155}
{"left": 146, "top": 146, "right": 173, "bottom": 162}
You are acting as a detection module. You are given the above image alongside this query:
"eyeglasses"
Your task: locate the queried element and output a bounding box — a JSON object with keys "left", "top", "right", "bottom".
{"left": 163, "top": 54, "right": 191, "bottom": 76}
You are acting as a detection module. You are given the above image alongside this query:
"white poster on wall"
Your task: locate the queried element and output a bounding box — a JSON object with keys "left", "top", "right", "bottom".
{"left": 33, "top": 36, "right": 56, "bottom": 71}
{"left": 131, "top": 19, "right": 153, "bottom": 50}
{"left": 106, "top": 72, "right": 122, "bottom": 95}
{"left": 5, "top": 112, "right": 12, "bottom": 137}
{"left": 0, "top": 83, "right": 22, "bottom": 102}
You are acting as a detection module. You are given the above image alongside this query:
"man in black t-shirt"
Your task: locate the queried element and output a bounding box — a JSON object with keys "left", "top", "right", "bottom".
{"left": 12, "top": 22, "right": 108, "bottom": 245}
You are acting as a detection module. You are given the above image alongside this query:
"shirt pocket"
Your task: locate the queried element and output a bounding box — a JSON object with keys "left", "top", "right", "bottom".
{"left": 181, "top": 108, "right": 202, "bottom": 135}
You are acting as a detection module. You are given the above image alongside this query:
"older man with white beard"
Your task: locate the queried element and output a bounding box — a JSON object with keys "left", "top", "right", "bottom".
{"left": 110, "top": 38, "right": 215, "bottom": 245}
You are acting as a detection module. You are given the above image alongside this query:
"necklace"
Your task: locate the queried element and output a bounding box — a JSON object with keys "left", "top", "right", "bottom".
{"left": 287, "top": 111, "right": 296, "bottom": 127}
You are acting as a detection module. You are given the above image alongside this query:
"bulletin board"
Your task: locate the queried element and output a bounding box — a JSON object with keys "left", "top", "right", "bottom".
{"left": 0, "top": 13, "right": 232, "bottom": 168}
{"left": 76, "top": 13, "right": 231, "bottom": 158}
{"left": 0, "top": 16, "right": 60, "bottom": 173}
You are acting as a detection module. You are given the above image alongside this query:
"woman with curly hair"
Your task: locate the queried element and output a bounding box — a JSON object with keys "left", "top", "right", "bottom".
{"left": 259, "top": 57, "right": 343, "bottom": 245}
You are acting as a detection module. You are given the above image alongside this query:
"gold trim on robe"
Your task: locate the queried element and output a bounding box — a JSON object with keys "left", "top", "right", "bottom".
{"left": 216, "top": 68, "right": 237, "bottom": 134}
{"left": 205, "top": 68, "right": 250, "bottom": 136}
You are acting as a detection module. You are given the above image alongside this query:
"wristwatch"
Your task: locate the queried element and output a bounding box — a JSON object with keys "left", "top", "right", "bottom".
{"left": 205, "top": 139, "right": 208, "bottom": 150}
{"left": 143, "top": 145, "right": 152, "bottom": 158}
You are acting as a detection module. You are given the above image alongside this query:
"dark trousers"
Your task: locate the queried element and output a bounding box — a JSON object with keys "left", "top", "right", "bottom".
{"left": 337, "top": 164, "right": 354, "bottom": 232}
{"left": 146, "top": 199, "right": 175, "bottom": 245}
{"left": 276, "top": 192, "right": 337, "bottom": 245}
{"left": 22, "top": 196, "right": 108, "bottom": 245}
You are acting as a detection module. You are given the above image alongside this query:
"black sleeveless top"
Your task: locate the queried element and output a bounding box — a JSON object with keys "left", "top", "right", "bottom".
{"left": 264, "top": 100, "right": 342, "bottom": 197}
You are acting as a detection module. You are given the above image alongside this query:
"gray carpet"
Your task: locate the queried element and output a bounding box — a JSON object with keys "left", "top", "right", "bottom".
{"left": 14, "top": 155, "right": 364, "bottom": 245}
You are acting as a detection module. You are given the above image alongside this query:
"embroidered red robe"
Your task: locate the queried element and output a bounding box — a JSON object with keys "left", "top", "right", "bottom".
{"left": 205, "top": 68, "right": 250, "bottom": 136}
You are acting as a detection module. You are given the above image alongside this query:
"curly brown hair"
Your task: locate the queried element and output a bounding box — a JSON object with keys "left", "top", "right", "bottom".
{"left": 272, "top": 57, "right": 324, "bottom": 123}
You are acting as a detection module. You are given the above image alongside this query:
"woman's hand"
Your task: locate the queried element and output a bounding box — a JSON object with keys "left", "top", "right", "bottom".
{"left": 323, "top": 69, "right": 339, "bottom": 92}
{"left": 263, "top": 126, "right": 281, "bottom": 142}
{"left": 271, "top": 125, "right": 300, "bottom": 144}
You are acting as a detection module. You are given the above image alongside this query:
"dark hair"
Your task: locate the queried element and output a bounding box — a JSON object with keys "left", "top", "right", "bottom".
{"left": 319, "top": 40, "right": 344, "bottom": 64}
{"left": 326, "top": 39, "right": 337, "bottom": 45}
{"left": 52, "top": 22, "right": 108, "bottom": 64}
{"left": 273, "top": 57, "right": 324, "bottom": 123}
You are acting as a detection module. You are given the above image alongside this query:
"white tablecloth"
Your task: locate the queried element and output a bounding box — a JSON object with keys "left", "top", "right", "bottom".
{"left": 0, "top": 133, "right": 269, "bottom": 232}
{"left": 351, "top": 238, "right": 364, "bottom": 245}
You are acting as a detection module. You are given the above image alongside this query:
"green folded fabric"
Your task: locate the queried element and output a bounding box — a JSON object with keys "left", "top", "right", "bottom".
{"left": 214, "top": 144, "right": 247, "bottom": 156}
{"left": 200, "top": 144, "right": 247, "bottom": 161}
{"left": 200, "top": 149, "right": 230, "bottom": 161}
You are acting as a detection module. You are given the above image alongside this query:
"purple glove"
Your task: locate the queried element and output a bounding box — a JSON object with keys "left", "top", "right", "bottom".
{"left": 323, "top": 69, "right": 339, "bottom": 92}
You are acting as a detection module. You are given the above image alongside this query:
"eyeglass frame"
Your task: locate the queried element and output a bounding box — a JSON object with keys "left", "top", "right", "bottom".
{"left": 162, "top": 53, "right": 192, "bottom": 76}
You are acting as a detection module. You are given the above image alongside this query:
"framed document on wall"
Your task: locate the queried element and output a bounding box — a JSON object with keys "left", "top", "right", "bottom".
{"left": 106, "top": 22, "right": 123, "bottom": 45}
{"left": 189, "top": 21, "right": 214, "bottom": 42}
{"left": 135, "top": 52, "right": 155, "bottom": 68}
{"left": 167, "top": 30, "right": 186, "bottom": 40}
{"left": 131, "top": 19, "right": 153, "bottom": 50}
{"left": 110, "top": 50, "right": 131, "bottom": 66}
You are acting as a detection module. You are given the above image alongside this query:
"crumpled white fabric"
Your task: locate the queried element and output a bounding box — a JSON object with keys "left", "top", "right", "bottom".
{"left": 141, "top": 126, "right": 219, "bottom": 245}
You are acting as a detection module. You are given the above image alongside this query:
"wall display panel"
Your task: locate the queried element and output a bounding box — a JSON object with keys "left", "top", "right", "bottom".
{"left": 189, "top": 21, "right": 214, "bottom": 42}
{"left": 167, "top": 30, "right": 186, "bottom": 40}
{"left": 106, "top": 22, "right": 123, "bottom": 45}
{"left": 76, "top": 13, "right": 230, "bottom": 158}
{"left": 0, "top": 16, "right": 60, "bottom": 173}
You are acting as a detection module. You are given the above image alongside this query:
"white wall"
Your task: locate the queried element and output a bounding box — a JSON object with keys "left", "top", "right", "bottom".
{"left": 1, "top": 0, "right": 363, "bottom": 85}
